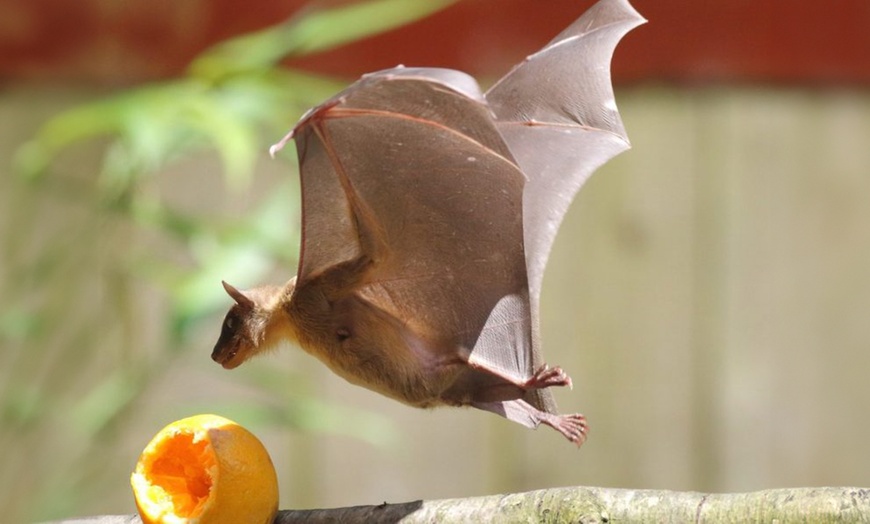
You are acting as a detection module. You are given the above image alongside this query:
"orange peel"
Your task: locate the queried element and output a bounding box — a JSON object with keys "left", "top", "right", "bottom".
{"left": 131, "top": 414, "right": 278, "bottom": 524}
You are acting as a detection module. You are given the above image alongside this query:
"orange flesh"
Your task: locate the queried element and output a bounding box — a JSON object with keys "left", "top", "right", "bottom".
{"left": 145, "top": 432, "right": 214, "bottom": 518}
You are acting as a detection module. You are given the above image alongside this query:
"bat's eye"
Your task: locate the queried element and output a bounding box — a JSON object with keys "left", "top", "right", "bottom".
{"left": 225, "top": 317, "right": 235, "bottom": 330}
{"left": 336, "top": 328, "right": 351, "bottom": 341}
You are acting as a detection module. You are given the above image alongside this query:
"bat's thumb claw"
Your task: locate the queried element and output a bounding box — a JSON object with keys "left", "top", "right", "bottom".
{"left": 268, "top": 142, "right": 284, "bottom": 159}
{"left": 269, "top": 129, "right": 295, "bottom": 158}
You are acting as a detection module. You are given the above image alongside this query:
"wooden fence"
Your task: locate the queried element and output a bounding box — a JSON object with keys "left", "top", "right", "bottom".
{"left": 1, "top": 86, "right": 869, "bottom": 520}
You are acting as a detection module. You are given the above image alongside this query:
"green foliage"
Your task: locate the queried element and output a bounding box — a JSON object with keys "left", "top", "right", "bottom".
{"left": 190, "top": 0, "right": 455, "bottom": 81}
{"left": 2, "top": 0, "right": 456, "bottom": 520}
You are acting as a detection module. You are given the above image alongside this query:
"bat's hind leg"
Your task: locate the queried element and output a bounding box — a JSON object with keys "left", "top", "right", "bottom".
{"left": 448, "top": 368, "right": 570, "bottom": 406}
{"left": 463, "top": 358, "right": 574, "bottom": 397}
{"left": 473, "top": 399, "right": 588, "bottom": 447}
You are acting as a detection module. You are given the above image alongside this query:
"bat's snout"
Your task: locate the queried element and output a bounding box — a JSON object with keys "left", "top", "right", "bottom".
{"left": 211, "top": 343, "right": 242, "bottom": 370}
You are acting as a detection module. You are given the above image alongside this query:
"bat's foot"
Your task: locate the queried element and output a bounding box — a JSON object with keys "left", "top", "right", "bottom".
{"left": 541, "top": 412, "right": 588, "bottom": 447}
{"left": 471, "top": 399, "right": 588, "bottom": 447}
{"left": 525, "top": 364, "right": 573, "bottom": 391}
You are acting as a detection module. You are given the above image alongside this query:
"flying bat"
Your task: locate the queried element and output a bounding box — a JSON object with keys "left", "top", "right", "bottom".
{"left": 212, "top": 0, "right": 644, "bottom": 446}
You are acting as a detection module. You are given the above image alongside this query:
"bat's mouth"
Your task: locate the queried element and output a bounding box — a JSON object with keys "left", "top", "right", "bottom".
{"left": 211, "top": 345, "right": 242, "bottom": 370}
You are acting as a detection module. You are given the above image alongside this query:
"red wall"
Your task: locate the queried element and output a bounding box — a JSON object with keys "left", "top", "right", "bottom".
{"left": 2, "top": 0, "right": 868, "bottom": 86}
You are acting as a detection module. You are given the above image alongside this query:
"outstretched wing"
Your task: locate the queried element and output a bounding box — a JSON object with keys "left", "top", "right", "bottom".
{"left": 486, "top": 0, "right": 646, "bottom": 305}
{"left": 281, "top": 68, "right": 543, "bottom": 392}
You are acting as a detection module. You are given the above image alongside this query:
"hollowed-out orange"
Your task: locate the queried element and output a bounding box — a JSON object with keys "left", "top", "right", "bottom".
{"left": 131, "top": 414, "right": 278, "bottom": 524}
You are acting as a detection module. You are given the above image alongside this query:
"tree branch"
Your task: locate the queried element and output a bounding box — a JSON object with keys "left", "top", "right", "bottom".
{"left": 274, "top": 487, "right": 869, "bottom": 523}
{"left": 51, "top": 486, "right": 870, "bottom": 523}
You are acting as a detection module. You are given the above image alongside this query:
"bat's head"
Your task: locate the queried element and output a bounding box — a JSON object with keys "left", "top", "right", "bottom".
{"left": 211, "top": 280, "right": 297, "bottom": 369}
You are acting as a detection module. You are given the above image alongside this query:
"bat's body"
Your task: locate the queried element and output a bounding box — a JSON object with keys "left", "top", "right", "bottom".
{"left": 212, "top": 0, "right": 644, "bottom": 446}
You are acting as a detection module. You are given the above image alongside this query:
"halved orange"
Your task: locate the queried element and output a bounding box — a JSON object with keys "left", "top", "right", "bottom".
{"left": 131, "top": 414, "right": 279, "bottom": 524}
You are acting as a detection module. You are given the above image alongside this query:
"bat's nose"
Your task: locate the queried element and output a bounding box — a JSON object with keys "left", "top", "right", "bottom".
{"left": 211, "top": 344, "right": 240, "bottom": 369}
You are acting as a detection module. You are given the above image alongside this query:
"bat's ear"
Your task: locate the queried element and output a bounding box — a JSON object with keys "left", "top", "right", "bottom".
{"left": 222, "top": 281, "right": 255, "bottom": 309}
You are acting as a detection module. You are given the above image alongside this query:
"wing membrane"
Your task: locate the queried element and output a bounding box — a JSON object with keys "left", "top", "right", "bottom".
{"left": 293, "top": 69, "right": 540, "bottom": 387}
{"left": 486, "top": 0, "right": 646, "bottom": 302}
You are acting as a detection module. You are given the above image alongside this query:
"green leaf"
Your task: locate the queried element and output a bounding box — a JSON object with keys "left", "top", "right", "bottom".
{"left": 190, "top": 0, "right": 457, "bottom": 81}
{"left": 269, "top": 69, "right": 347, "bottom": 110}
{"left": 285, "top": 0, "right": 457, "bottom": 56}
{"left": 14, "top": 96, "right": 130, "bottom": 182}
{"left": 128, "top": 194, "right": 202, "bottom": 240}
{"left": 180, "top": 94, "right": 259, "bottom": 189}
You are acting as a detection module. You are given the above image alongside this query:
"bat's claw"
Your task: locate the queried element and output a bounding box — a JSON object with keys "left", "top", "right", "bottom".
{"left": 526, "top": 364, "right": 573, "bottom": 390}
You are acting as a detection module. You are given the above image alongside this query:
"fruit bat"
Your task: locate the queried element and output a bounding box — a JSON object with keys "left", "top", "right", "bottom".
{"left": 212, "top": 0, "right": 644, "bottom": 446}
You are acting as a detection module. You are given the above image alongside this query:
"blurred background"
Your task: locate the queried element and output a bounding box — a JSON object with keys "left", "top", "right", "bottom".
{"left": 2, "top": 0, "right": 869, "bottom": 521}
